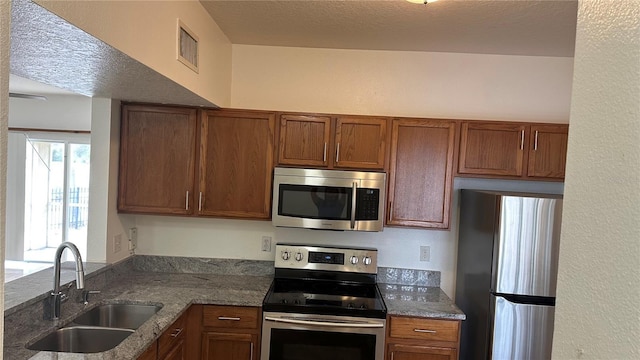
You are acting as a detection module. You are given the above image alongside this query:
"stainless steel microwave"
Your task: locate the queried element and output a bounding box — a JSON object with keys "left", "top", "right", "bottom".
{"left": 272, "top": 167, "right": 386, "bottom": 231}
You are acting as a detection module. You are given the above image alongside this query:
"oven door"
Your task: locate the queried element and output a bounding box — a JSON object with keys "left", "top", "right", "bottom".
{"left": 261, "top": 312, "right": 386, "bottom": 360}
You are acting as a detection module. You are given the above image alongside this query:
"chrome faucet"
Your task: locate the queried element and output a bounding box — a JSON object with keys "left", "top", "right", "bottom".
{"left": 50, "top": 242, "right": 85, "bottom": 320}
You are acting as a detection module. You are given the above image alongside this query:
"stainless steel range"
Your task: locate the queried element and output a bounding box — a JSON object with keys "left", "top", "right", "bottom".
{"left": 261, "top": 244, "right": 387, "bottom": 360}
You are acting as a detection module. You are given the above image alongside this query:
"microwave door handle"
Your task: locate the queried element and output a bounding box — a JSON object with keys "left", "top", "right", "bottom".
{"left": 350, "top": 182, "right": 357, "bottom": 229}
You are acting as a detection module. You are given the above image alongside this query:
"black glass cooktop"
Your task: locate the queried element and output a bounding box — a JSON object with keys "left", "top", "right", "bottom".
{"left": 262, "top": 278, "right": 387, "bottom": 319}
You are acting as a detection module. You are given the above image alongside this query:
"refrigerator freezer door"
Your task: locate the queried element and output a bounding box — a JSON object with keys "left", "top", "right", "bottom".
{"left": 493, "top": 196, "right": 562, "bottom": 297}
{"left": 491, "top": 295, "right": 555, "bottom": 360}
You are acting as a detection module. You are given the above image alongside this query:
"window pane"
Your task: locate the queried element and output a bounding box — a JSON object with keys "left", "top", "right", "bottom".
{"left": 67, "top": 144, "right": 90, "bottom": 257}
{"left": 24, "top": 141, "right": 64, "bottom": 259}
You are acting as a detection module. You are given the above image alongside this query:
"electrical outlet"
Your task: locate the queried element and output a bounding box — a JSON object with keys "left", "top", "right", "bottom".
{"left": 114, "top": 234, "right": 122, "bottom": 253}
{"left": 128, "top": 227, "right": 138, "bottom": 251}
{"left": 420, "top": 246, "right": 430, "bottom": 262}
{"left": 261, "top": 236, "right": 272, "bottom": 252}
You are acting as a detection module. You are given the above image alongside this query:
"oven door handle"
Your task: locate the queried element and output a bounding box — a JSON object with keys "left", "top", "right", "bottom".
{"left": 264, "top": 316, "right": 384, "bottom": 328}
{"left": 350, "top": 181, "right": 357, "bottom": 229}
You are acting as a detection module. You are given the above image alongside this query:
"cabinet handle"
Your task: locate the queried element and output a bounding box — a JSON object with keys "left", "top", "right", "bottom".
{"left": 170, "top": 328, "right": 183, "bottom": 338}
{"left": 185, "top": 191, "right": 189, "bottom": 210}
{"left": 335, "top": 143, "right": 340, "bottom": 163}
{"left": 534, "top": 130, "right": 539, "bottom": 151}
{"left": 198, "top": 192, "right": 203, "bottom": 211}
{"left": 520, "top": 130, "right": 525, "bottom": 150}
{"left": 218, "top": 316, "right": 241, "bottom": 321}
{"left": 389, "top": 202, "right": 393, "bottom": 222}
{"left": 250, "top": 342, "right": 254, "bottom": 360}
{"left": 391, "top": 352, "right": 394, "bottom": 360}
{"left": 414, "top": 328, "right": 437, "bottom": 334}
{"left": 323, "top": 143, "right": 327, "bottom": 163}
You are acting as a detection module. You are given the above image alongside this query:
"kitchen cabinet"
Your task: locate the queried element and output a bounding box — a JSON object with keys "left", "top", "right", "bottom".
{"left": 158, "top": 310, "right": 188, "bottom": 360}
{"left": 457, "top": 121, "right": 568, "bottom": 180}
{"left": 198, "top": 109, "right": 275, "bottom": 219}
{"left": 277, "top": 113, "right": 389, "bottom": 170}
{"left": 458, "top": 122, "right": 526, "bottom": 177}
{"left": 386, "top": 316, "right": 461, "bottom": 360}
{"left": 200, "top": 305, "right": 261, "bottom": 360}
{"left": 387, "top": 119, "right": 456, "bottom": 229}
{"left": 527, "top": 124, "right": 568, "bottom": 179}
{"left": 118, "top": 104, "right": 198, "bottom": 215}
{"left": 138, "top": 340, "right": 158, "bottom": 360}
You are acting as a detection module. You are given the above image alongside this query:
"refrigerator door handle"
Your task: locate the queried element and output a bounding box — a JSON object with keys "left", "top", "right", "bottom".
{"left": 493, "top": 292, "right": 556, "bottom": 306}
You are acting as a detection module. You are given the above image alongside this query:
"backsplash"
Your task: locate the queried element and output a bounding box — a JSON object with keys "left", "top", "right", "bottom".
{"left": 132, "top": 255, "right": 275, "bottom": 276}
{"left": 377, "top": 267, "right": 441, "bottom": 287}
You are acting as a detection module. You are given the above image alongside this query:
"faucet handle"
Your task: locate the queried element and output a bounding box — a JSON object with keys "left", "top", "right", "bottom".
{"left": 81, "top": 290, "right": 101, "bottom": 305}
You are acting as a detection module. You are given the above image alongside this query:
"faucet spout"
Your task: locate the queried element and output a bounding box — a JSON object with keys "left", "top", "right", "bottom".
{"left": 51, "top": 242, "right": 85, "bottom": 320}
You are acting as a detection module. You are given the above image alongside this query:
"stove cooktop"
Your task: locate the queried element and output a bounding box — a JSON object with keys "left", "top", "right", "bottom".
{"left": 262, "top": 278, "right": 387, "bottom": 319}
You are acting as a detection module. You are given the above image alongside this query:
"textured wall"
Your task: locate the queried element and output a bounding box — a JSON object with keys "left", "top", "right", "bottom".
{"left": 34, "top": 0, "right": 232, "bottom": 107}
{"left": 552, "top": 1, "right": 640, "bottom": 359}
{"left": 231, "top": 45, "right": 574, "bottom": 123}
{"left": 0, "top": 0, "right": 10, "bottom": 348}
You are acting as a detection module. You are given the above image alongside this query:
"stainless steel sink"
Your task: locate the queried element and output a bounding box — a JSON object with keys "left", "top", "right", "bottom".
{"left": 27, "top": 326, "right": 134, "bottom": 353}
{"left": 27, "top": 303, "right": 162, "bottom": 354}
{"left": 71, "top": 303, "right": 163, "bottom": 330}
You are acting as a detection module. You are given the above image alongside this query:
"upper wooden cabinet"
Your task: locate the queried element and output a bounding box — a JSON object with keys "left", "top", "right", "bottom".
{"left": 198, "top": 110, "right": 275, "bottom": 219}
{"left": 387, "top": 119, "right": 456, "bottom": 229}
{"left": 278, "top": 114, "right": 332, "bottom": 167}
{"left": 277, "top": 113, "right": 389, "bottom": 170}
{"left": 458, "top": 122, "right": 526, "bottom": 177}
{"left": 458, "top": 121, "right": 568, "bottom": 180}
{"left": 118, "top": 104, "right": 198, "bottom": 215}
{"left": 527, "top": 124, "right": 568, "bottom": 179}
{"left": 119, "top": 105, "right": 275, "bottom": 220}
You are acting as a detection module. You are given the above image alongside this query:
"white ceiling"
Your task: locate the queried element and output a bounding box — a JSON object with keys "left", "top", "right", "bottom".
{"left": 200, "top": 0, "right": 578, "bottom": 57}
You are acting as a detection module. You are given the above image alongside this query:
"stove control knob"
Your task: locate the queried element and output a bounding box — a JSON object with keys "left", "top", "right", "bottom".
{"left": 350, "top": 256, "right": 359, "bottom": 265}
{"left": 362, "top": 256, "right": 372, "bottom": 266}
{"left": 281, "top": 251, "right": 291, "bottom": 261}
{"left": 295, "top": 252, "right": 303, "bottom": 261}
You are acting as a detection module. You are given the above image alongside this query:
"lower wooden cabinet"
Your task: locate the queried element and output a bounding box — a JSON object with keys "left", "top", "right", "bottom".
{"left": 137, "top": 309, "right": 189, "bottom": 360}
{"left": 388, "top": 343, "right": 457, "bottom": 360}
{"left": 138, "top": 340, "right": 158, "bottom": 360}
{"left": 202, "top": 332, "right": 259, "bottom": 360}
{"left": 200, "top": 305, "right": 261, "bottom": 360}
{"left": 386, "top": 316, "right": 461, "bottom": 360}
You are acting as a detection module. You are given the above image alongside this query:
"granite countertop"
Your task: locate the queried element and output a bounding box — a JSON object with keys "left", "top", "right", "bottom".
{"left": 379, "top": 283, "right": 466, "bottom": 320}
{"left": 5, "top": 257, "right": 465, "bottom": 359}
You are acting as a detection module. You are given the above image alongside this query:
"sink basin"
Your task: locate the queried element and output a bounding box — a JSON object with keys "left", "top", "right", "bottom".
{"left": 27, "top": 326, "right": 134, "bottom": 353}
{"left": 72, "top": 303, "right": 163, "bottom": 330}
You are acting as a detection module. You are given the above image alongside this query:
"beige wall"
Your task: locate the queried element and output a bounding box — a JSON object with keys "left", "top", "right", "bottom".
{"left": 35, "top": 0, "right": 233, "bottom": 107}
{"left": 9, "top": 95, "right": 91, "bottom": 131}
{"left": 552, "top": 1, "right": 640, "bottom": 359}
{"left": 231, "top": 45, "right": 574, "bottom": 122}
{"left": 0, "top": 0, "right": 10, "bottom": 349}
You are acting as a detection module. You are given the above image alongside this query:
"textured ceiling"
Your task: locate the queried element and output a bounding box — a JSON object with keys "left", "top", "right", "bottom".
{"left": 200, "top": 0, "right": 578, "bottom": 57}
{"left": 10, "top": 0, "right": 216, "bottom": 107}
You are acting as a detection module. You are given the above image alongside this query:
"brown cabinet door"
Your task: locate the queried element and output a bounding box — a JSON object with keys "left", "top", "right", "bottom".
{"left": 277, "top": 114, "right": 332, "bottom": 167}
{"left": 458, "top": 122, "right": 526, "bottom": 177}
{"left": 160, "top": 338, "right": 186, "bottom": 360}
{"left": 387, "top": 119, "right": 456, "bottom": 229}
{"left": 527, "top": 124, "right": 568, "bottom": 179}
{"left": 137, "top": 340, "right": 157, "bottom": 360}
{"left": 388, "top": 344, "right": 457, "bottom": 360}
{"left": 334, "top": 116, "right": 389, "bottom": 169}
{"left": 201, "top": 332, "right": 258, "bottom": 360}
{"left": 118, "top": 104, "right": 197, "bottom": 214}
{"left": 198, "top": 110, "right": 275, "bottom": 219}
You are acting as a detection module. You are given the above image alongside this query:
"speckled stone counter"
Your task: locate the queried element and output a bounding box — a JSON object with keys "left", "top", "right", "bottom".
{"left": 379, "top": 284, "right": 465, "bottom": 320}
{"left": 5, "top": 257, "right": 464, "bottom": 359}
{"left": 4, "top": 257, "right": 273, "bottom": 360}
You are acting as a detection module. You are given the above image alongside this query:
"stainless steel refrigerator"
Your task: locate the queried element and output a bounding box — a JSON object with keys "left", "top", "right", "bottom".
{"left": 455, "top": 190, "right": 562, "bottom": 360}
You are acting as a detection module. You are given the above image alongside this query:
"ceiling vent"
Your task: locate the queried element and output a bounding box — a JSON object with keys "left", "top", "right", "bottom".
{"left": 177, "top": 19, "right": 199, "bottom": 73}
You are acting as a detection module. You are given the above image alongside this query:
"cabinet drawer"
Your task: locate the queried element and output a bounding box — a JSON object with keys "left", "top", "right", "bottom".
{"left": 203, "top": 305, "right": 259, "bottom": 329}
{"left": 389, "top": 316, "right": 459, "bottom": 342}
{"left": 158, "top": 312, "right": 187, "bottom": 357}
